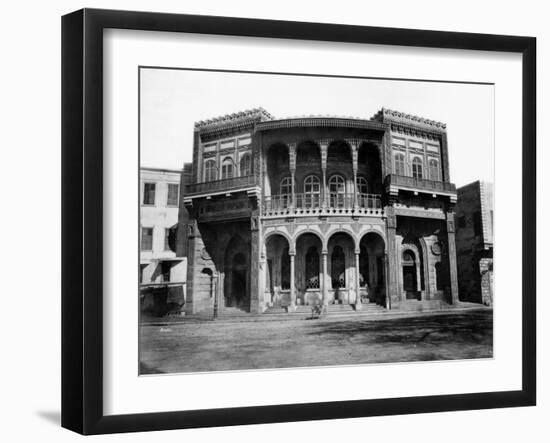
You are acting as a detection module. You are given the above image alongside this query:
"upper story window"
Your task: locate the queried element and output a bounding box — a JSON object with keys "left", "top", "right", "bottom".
{"left": 304, "top": 175, "right": 320, "bottom": 207}
{"left": 412, "top": 157, "right": 423, "bottom": 180}
{"left": 329, "top": 175, "right": 346, "bottom": 207}
{"left": 167, "top": 183, "right": 179, "bottom": 206}
{"left": 221, "top": 157, "right": 234, "bottom": 179}
{"left": 143, "top": 182, "right": 156, "bottom": 205}
{"left": 204, "top": 159, "right": 217, "bottom": 182}
{"left": 240, "top": 153, "right": 252, "bottom": 176}
{"left": 280, "top": 177, "right": 292, "bottom": 195}
{"left": 356, "top": 176, "right": 368, "bottom": 195}
{"left": 428, "top": 159, "right": 440, "bottom": 181}
{"left": 394, "top": 153, "right": 406, "bottom": 176}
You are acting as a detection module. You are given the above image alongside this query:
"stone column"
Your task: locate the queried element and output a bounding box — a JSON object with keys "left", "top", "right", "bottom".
{"left": 184, "top": 219, "right": 199, "bottom": 315}
{"left": 385, "top": 208, "right": 399, "bottom": 308}
{"left": 322, "top": 251, "right": 329, "bottom": 306}
{"left": 350, "top": 140, "right": 359, "bottom": 209}
{"left": 289, "top": 253, "right": 296, "bottom": 311}
{"left": 289, "top": 143, "right": 296, "bottom": 209}
{"left": 383, "top": 254, "right": 390, "bottom": 309}
{"left": 320, "top": 140, "right": 328, "bottom": 209}
{"left": 249, "top": 213, "right": 263, "bottom": 313}
{"left": 354, "top": 250, "right": 362, "bottom": 310}
{"left": 446, "top": 212, "right": 460, "bottom": 304}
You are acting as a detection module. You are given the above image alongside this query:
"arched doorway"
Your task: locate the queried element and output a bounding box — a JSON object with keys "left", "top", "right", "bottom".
{"left": 402, "top": 250, "right": 420, "bottom": 300}
{"left": 228, "top": 253, "right": 247, "bottom": 308}
{"left": 224, "top": 235, "right": 250, "bottom": 311}
{"left": 295, "top": 232, "right": 322, "bottom": 305}
{"left": 327, "top": 232, "right": 355, "bottom": 304}
{"left": 264, "top": 234, "right": 291, "bottom": 307}
{"left": 359, "top": 232, "right": 386, "bottom": 305}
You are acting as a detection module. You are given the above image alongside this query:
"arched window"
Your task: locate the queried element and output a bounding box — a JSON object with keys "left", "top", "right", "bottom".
{"left": 204, "top": 159, "right": 217, "bottom": 182}
{"left": 331, "top": 245, "right": 346, "bottom": 289}
{"left": 221, "top": 157, "right": 234, "bottom": 179}
{"left": 402, "top": 250, "right": 415, "bottom": 264}
{"left": 240, "top": 153, "right": 251, "bottom": 176}
{"left": 329, "top": 175, "right": 346, "bottom": 208}
{"left": 305, "top": 246, "right": 320, "bottom": 289}
{"left": 304, "top": 175, "right": 320, "bottom": 208}
{"left": 428, "top": 158, "right": 440, "bottom": 181}
{"left": 356, "top": 176, "right": 368, "bottom": 208}
{"left": 394, "top": 153, "right": 406, "bottom": 176}
{"left": 412, "top": 157, "right": 423, "bottom": 180}
{"left": 280, "top": 177, "right": 292, "bottom": 195}
{"left": 280, "top": 177, "right": 292, "bottom": 208}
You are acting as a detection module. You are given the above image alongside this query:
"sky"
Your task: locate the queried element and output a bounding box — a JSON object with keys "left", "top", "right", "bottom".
{"left": 140, "top": 68, "right": 494, "bottom": 188}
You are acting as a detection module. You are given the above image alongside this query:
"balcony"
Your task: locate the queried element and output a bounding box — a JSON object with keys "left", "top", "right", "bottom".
{"left": 385, "top": 174, "right": 456, "bottom": 200}
{"left": 184, "top": 175, "right": 259, "bottom": 198}
{"left": 263, "top": 193, "right": 383, "bottom": 217}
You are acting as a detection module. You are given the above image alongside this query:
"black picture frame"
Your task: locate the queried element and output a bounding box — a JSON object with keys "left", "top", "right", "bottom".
{"left": 61, "top": 8, "right": 536, "bottom": 435}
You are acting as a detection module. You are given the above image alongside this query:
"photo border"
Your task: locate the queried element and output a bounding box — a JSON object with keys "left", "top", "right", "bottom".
{"left": 61, "top": 8, "right": 536, "bottom": 435}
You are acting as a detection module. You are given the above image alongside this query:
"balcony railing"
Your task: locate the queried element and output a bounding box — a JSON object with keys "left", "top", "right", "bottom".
{"left": 263, "top": 193, "right": 383, "bottom": 217}
{"left": 185, "top": 175, "right": 258, "bottom": 196}
{"left": 385, "top": 174, "right": 456, "bottom": 194}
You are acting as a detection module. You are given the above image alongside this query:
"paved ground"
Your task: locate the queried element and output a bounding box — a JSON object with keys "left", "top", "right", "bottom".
{"left": 139, "top": 309, "right": 493, "bottom": 374}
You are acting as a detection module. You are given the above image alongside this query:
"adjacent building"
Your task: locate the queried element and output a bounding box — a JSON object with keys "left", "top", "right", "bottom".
{"left": 178, "top": 108, "right": 461, "bottom": 315}
{"left": 140, "top": 167, "right": 187, "bottom": 315}
{"left": 455, "top": 181, "right": 494, "bottom": 305}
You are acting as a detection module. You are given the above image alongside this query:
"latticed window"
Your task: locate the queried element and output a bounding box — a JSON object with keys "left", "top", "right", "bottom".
{"left": 240, "top": 153, "right": 252, "bottom": 176}
{"left": 331, "top": 246, "right": 346, "bottom": 288}
{"left": 329, "top": 175, "right": 346, "bottom": 207}
{"left": 204, "top": 160, "right": 217, "bottom": 182}
{"left": 221, "top": 157, "right": 234, "bottom": 179}
{"left": 304, "top": 175, "right": 320, "bottom": 207}
{"left": 428, "top": 159, "right": 440, "bottom": 181}
{"left": 394, "top": 153, "right": 406, "bottom": 176}
{"left": 305, "top": 246, "right": 320, "bottom": 289}
{"left": 412, "top": 157, "right": 423, "bottom": 179}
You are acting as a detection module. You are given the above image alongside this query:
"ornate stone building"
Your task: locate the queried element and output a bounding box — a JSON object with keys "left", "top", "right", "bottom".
{"left": 177, "top": 108, "right": 459, "bottom": 315}
{"left": 455, "top": 181, "right": 494, "bottom": 306}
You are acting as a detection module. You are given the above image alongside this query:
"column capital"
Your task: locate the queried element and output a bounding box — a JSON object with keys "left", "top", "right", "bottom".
{"left": 317, "top": 138, "right": 331, "bottom": 149}
{"left": 346, "top": 138, "right": 361, "bottom": 150}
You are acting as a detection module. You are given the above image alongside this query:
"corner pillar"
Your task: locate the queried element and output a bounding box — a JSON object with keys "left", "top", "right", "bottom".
{"left": 249, "top": 213, "right": 263, "bottom": 313}
{"left": 446, "top": 212, "right": 459, "bottom": 304}
{"left": 385, "top": 208, "right": 400, "bottom": 308}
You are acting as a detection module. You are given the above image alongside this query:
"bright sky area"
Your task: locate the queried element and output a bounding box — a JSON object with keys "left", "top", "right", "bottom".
{"left": 140, "top": 68, "right": 494, "bottom": 188}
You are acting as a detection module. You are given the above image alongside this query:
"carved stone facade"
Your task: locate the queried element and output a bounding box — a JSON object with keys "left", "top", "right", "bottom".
{"left": 179, "top": 108, "right": 460, "bottom": 314}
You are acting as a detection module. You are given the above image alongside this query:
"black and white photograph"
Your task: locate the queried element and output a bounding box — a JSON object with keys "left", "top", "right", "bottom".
{"left": 138, "top": 68, "right": 494, "bottom": 374}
